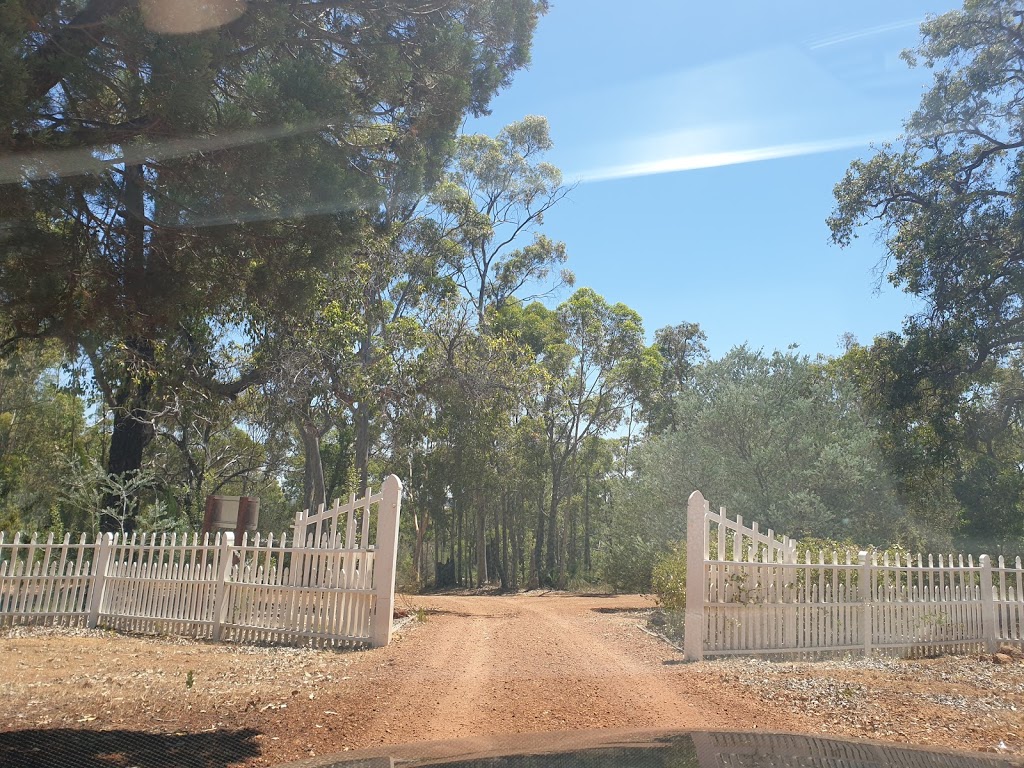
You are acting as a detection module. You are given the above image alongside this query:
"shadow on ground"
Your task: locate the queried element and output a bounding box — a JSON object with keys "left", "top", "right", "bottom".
{"left": 414, "top": 586, "right": 508, "bottom": 597}
{"left": 557, "top": 592, "right": 619, "bottom": 598}
{"left": 0, "top": 727, "right": 261, "bottom": 768}
{"left": 422, "top": 608, "right": 511, "bottom": 619}
{"left": 591, "top": 606, "right": 651, "bottom": 615}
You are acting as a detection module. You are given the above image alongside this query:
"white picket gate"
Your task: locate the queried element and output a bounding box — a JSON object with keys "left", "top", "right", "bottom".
{"left": 684, "top": 490, "right": 1024, "bottom": 660}
{"left": 0, "top": 475, "right": 403, "bottom": 648}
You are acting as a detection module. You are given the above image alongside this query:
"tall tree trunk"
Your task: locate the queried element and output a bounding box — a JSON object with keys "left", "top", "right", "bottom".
{"left": 354, "top": 325, "right": 373, "bottom": 495}
{"left": 514, "top": 493, "right": 524, "bottom": 589}
{"left": 449, "top": 501, "right": 455, "bottom": 584}
{"left": 531, "top": 489, "right": 545, "bottom": 588}
{"left": 567, "top": 492, "right": 577, "bottom": 580}
{"left": 558, "top": 473, "right": 573, "bottom": 589}
{"left": 101, "top": 360, "right": 155, "bottom": 534}
{"left": 100, "top": 160, "right": 153, "bottom": 535}
{"left": 103, "top": 415, "right": 149, "bottom": 526}
{"left": 517, "top": 492, "right": 527, "bottom": 587}
{"left": 584, "top": 474, "right": 592, "bottom": 573}
{"left": 545, "top": 463, "right": 562, "bottom": 585}
{"left": 557, "top": 518, "right": 569, "bottom": 589}
{"left": 413, "top": 508, "right": 429, "bottom": 589}
{"left": 298, "top": 417, "right": 326, "bottom": 522}
{"left": 500, "top": 492, "right": 510, "bottom": 591}
{"left": 491, "top": 500, "right": 503, "bottom": 589}
{"left": 475, "top": 492, "right": 487, "bottom": 587}
{"left": 325, "top": 421, "right": 353, "bottom": 503}
{"left": 354, "top": 399, "right": 370, "bottom": 496}
{"left": 456, "top": 501, "right": 463, "bottom": 586}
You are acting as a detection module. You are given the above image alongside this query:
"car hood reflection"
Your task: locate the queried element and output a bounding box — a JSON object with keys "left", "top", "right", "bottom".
{"left": 282, "top": 729, "right": 1017, "bottom": 768}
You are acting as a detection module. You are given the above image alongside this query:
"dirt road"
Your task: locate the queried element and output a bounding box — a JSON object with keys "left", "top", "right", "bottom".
{"left": 360, "top": 592, "right": 794, "bottom": 741}
{"left": 3, "top": 592, "right": 1023, "bottom": 767}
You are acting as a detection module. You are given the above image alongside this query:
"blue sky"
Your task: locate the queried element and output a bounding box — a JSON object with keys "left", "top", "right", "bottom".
{"left": 468, "top": 1, "right": 962, "bottom": 358}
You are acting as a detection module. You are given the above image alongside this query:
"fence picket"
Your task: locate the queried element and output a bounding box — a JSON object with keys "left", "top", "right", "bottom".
{"left": 685, "top": 490, "right": 1024, "bottom": 660}
{"left": 1, "top": 478, "right": 403, "bottom": 648}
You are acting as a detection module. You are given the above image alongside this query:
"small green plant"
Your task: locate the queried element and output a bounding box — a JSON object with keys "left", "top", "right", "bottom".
{"left": 185, "top": 670, "right": 194, "bottom": 690}
{"left": 651, "top": 544, "right": 686, "bottom": 612}
{"left": 415, "top": 607, "right": 427, "bottom": 623}
{"left": 919, "top": 612, "right": 949, "bottom": 627}
{"left": 725, "top": 570, "right": 762, "bottom": 604}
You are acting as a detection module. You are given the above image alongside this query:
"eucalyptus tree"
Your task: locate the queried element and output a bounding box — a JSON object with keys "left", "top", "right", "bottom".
{"left": 533, "top": 289, "right": 658, "bottom": 587}
{"left": 430, "top": 116, "right": 573, "bottom": 328}
{"left": 830, "top": 0, "right": 1024, "bottom": 400}
{"left": 828, "top": 0, "right": 1024, "bottom": 550}
{"left": 391, "top": 116, "right": 573, "bottom": 585}
{"left": 640, "top": 322, "right": 709, "bottom": 436}
{"left": 420, "top": 296, "right": 544, "bottom": 585}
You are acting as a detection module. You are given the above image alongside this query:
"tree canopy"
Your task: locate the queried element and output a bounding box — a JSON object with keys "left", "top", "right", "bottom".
{"left": 830, "top": 0, "right": 1024, "bottom": 554}
{"left": 830, "top": 0, "right": 1024, "bottom": 381}
{"left": 0, "top": 0, "right": 548, "bottom": 530}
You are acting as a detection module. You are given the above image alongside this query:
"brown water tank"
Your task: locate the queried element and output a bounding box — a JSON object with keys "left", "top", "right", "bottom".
{"left": 200, "top": 495, "right": 260, "bottom": 542}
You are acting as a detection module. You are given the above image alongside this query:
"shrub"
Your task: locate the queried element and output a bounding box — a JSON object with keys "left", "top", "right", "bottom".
{"left": 651, "top": 544, "right": 686, "bottom": 612}
{"left": 601, "top": 534, "right": 660, "bottom": 593}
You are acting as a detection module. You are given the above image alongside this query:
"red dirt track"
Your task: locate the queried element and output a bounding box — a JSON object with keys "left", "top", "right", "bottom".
{"left": 2, "top": 592, "right": 1023, "bottom": 766}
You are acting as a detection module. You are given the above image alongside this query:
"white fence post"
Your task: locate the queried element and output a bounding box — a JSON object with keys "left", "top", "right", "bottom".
{"left": 211, "top": 532, "right": 235, "bottom": 641}
{"left": 980, "top": 554, "right": 997, "bottom": 652}
{"left": 684, "top": 490, "right": 707, "bottom": 662}
{"left": 370, "top": 475, "right": 403, "bottom": 648}
{"left": 859, "top": 551, "right": 872, "bottom": 657}
{"left": 86, "top": 533, "right": 113, "bottom": 629}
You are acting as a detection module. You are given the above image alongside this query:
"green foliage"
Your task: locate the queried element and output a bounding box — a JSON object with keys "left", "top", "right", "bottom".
{"left": 829, "top": 0, "right": 1024, "bottom": 552}
{"left": 641, "top": 323, "right": 709, "bottom": 435}
{"left": 598, "top": 442, "right": 688, "bottom": 593}
{"left": 61, "top": 457, "right": 180, "bottom": 536}
{"left": 634, "top": 346, "right": 913, "bottom": 546}
{"left": 602, "top": 534, "right": 660, "bottom": 593}
{"left": 602, "top": 346, "right": 951, "bottom": 593}
{"left": 792, "top": 536, "right": 858, "bottom": 561}
{"left": 651, "top": 545, "right": 687, "bottom": 612}
{"left": 0, "top": 340, "right": 95, "bottom": 532}
{"left": 1, "top": 0, "right": 549, "bottom": 532}
{"left": 432, "top": 116, "right": 572, "bottom": 325}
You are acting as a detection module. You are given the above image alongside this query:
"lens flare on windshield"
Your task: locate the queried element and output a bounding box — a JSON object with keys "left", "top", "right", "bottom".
{"left": 140, "top": 0, "right": 247, "bottom": 34}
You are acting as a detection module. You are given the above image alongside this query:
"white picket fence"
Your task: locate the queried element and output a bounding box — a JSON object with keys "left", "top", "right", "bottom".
{"left": 684, "top": 490, "right": 1024, "bottom": 660}
{"left": 0, "top": 475, "right": 403, "bottom": 648}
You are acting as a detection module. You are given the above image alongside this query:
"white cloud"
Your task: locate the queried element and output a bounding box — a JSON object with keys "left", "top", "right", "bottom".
{"left": 806, "top": 18, "right": 923, "bottom": 50}
{"left": 575, "top": 134, "right": 886, "bottom": 183}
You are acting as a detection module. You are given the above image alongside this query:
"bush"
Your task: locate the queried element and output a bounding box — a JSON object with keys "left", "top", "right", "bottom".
{"left": 601, "top": 534, "right": 660, "bottom": 593}
{"left": 651, "top": 544, "right": 686, "bottom": 612}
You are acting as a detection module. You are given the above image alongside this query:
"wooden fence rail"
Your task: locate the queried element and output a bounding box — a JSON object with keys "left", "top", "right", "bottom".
{"left": 0, "top": 475, "right": 402, "bottom": 648}
{"left": 684, "top": 490, "right": 1024, "bottom": 660}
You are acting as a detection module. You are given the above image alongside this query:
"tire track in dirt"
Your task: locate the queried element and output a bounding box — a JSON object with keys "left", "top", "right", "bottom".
{"left": 5, "top": 593, "right": 1023, "bottom": 767}
{"left": 386, "top": 608, "right": 503, "bottom": 739}
{"left": 0, "top": 592, "right": 821, "bottom": 767}
{"left": 342, "top": 593, "right": 813, "bottom": 748}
